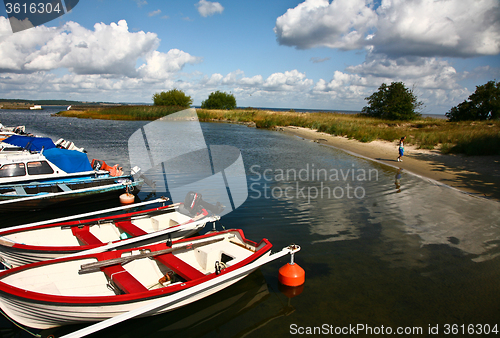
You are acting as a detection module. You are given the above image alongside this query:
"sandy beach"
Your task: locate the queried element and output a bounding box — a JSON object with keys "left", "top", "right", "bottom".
{"left": 278, "top": 126, "right": 500, "bottom": 201}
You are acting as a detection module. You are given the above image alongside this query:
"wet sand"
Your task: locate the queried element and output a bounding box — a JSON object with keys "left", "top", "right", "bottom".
{"left": 278, "top": 126, "right": 500, "bottom": 201}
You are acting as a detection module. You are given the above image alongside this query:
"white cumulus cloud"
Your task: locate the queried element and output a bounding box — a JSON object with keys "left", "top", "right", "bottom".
{"left": 0, "top": 18, "right": 160, "bottom": 77}
{"left": 312, "top": 56, "right": 473, "bottom": 113}
{"left": 138, "top": 49, "right": 202, "bottom": 80}
{"left": 345, "top": 55, "right": 464, "bottom": 89}
{"left": 133, "top": 0, "right": 147, "bottom": 7}
{"left": 148, "top": 9, "right": 162, "bottom": 17}
{"left": 263, "top": 70, "right": 314, "bottom": 91}
{"left": 0, "top": 17, "right": 204, "bottom": 103}
{"left": 373, "top": 0, "right": 500, "bottom": 57}
{"left": 196, "top": 0, "right": 224, "bottom": 17}
{"left": 274, "top": 0, "right": 377, "bottom": 50}
{"left": 0, "top": 17, "right": 201, "bottom": 80}
{"left": 275, "top": 0, "right": 500, "bottom": 58}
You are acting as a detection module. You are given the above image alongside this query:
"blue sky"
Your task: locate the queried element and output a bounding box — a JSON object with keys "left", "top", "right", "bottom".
{"left": 0, "top": 0, "right": 499, "bottom": 114}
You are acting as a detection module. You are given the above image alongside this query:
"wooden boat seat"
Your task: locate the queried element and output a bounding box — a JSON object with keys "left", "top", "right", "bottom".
{"left": 102, "top": 264, "right": 148, "bottom": 294}
{"left": 154, "top": 253, "right": 205, "bottom": 281}
{"left": 115, "top": 221, "right": 148, "bottom": 237}
{"left": 71, "top": 226, "right": 103, "bottom": 246}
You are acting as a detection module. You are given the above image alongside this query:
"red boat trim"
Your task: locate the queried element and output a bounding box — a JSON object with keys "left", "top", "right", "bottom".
{"left": 99, "top": 254, "right": 149, "bottom": 294}
{"left": 11, "top": 242, "right": 101, "bottom": 253}
{"left": 115, "top": 221, "right": 148, "bottom": 237}
{"left": 71, "top": 226, "right": 104, "bottom": 246}
{"left": 1, "top": 205, "right": 196, "bottom": 253}
{"left": 154, "top": 253, "right": 206, "bottom": 281}
{"left": 0, "top": 229, "right": 272, "bottom": 306}
{"left": 0, "top": 204, "right": 175, "bottom": 236}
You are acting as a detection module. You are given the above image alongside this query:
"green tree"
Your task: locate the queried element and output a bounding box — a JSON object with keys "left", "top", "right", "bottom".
{"left": 446, "top": 80, "right": 500, "bottom": 121}
{"left": 362, "top": 82, "right": 423, "bottom": 120}
{"left": 201, "top": 91, "right": 237, "bottom": 110}
{"left": 152, "top": 89, "right": 192, "bottom": 108}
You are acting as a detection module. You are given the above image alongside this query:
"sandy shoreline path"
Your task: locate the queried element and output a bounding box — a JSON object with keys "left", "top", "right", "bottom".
{"left": 278, "top": 126, "right": 500, "bottom": 201}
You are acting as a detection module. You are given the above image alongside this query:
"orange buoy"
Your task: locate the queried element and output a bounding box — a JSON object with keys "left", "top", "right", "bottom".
{"left": 278, "top": 245, "right": 305, "bottom": 287}
{"left": 279, "top": 262, "right": 305, "bottom": 287}
{"left": 119, "top": 193, "right": 135, "bottom": 205}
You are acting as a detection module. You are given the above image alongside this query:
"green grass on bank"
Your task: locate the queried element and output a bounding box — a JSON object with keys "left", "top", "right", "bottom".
{"left": 57, "top": 106, "right": 500, "bottom": 156}
{"left": 197, "top": 109, "right": 500, "bottom": 156}
{"left": 56, "top": 105, "right": 184, "bottom": 121}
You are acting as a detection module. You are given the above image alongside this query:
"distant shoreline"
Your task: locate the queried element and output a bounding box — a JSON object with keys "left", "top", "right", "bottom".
{"left": 11, "top": 105, "right": 500, "bottom": 200}
{"left": 55, "top": 106, "right": 499, "bottom": 155}
{"left": 1, "top": 101, "right": 448, "bottom": 119}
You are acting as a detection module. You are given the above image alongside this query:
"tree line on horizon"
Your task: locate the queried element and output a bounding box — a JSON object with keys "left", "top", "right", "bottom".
{"left": 152, "top": 89, "right": 236, "bottom": 110}
{"left": 362, "top": 80, "right": 499, "bottom": 121}
{"left": 153, "top": 80, "right": 499, "bottom": 122}
{"left": 445, "top": 80, "right": 499, "bottom": 121}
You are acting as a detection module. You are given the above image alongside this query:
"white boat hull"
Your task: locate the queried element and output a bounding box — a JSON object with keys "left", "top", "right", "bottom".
{"left": 0, "top": 230, "right": 275, "bottom": 329}
{"left": 0, "top": 223, "right": 204, "bottom": 268}
{"left": 0, "top": 265, "right": 259, "bottom": 329}
{"left": 0, "top": 205, "right": 215, "bottom": 268}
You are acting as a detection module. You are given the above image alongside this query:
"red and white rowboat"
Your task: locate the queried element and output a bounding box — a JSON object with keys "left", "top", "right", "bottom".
{"left": 0, "top": 229, "right": 294, "bottom": 330}
{"left": 0, "top": 203, "right": 218, "bottom": 268}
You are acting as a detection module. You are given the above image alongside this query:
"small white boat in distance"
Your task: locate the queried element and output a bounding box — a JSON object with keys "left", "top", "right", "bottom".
{"left": 29, "top": 105, "right": 42, "bottom": 110}
{"left": 0, "top": 229, "right": 295, "bottom": 329}
{"left": 0, "top": 202, "right": 218, "bottom": 268}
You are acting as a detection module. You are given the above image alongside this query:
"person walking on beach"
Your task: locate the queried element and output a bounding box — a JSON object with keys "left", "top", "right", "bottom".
{"left": 397, "top": 136, "right": 406, "bottom": 162}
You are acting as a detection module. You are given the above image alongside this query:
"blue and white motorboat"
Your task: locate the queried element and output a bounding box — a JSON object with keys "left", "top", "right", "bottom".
{"left": 0, "top": 135, "right": 142, "bottom": 211}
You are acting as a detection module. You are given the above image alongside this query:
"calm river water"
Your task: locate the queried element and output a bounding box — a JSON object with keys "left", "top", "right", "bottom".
{"left": 0, "top": 108, "right": 499, "bottom": 337}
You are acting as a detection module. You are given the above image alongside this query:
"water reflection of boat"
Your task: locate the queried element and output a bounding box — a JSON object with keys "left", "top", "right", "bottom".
{"left": 0, "top": 229, "right": 283, "bottom": 329}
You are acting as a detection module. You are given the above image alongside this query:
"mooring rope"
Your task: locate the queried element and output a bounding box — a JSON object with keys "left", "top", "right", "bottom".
{"left": 0, "top": 307, "right": 42, "bottom": 337}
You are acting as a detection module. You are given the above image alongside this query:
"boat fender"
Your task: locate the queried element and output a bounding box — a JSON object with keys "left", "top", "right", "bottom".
{"left": 109, "top": 164, "right": 123, "bottom": 177}
{"left": 119, "top": 193, "right": 135, "bottom": 205}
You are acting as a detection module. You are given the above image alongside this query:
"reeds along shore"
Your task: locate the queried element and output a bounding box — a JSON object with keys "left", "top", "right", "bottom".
{"left": 56, "top": 105, "right": 186, "bottom": 121}
{"left": 57, "top": 107, "right": 500, "bottom": 156}
{"left": 197, "top": 109, "right": 500, "bottom": 156}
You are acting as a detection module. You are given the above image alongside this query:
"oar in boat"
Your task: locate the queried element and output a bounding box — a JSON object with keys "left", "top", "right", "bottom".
{"left": 60, "top": 245, "right": 300, "bottom": 338}
{"left": 78, "top": 236, "right": 226, "bottom": 274}
{"left": 61, "top": 210, "right": 217, "bottom": 259}
{"left": 59, "top": 202, "right": 181, "bottom": 230}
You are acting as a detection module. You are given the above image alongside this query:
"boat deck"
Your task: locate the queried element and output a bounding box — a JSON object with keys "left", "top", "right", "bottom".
{"left": 0, "top": 233, "right": 256, "bottom": 297}
{"left": 1, "top": 211, "right": 187, "bottom": 248}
